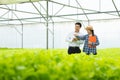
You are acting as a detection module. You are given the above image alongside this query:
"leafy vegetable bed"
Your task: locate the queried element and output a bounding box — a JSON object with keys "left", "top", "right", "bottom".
{"left": 0, "top": 48, "right": 120, "bottom": 80}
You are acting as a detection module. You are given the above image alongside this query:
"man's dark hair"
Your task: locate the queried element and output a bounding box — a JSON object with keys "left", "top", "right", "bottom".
{"left": 75, "top": 22, "right": 82, "bottom": 28}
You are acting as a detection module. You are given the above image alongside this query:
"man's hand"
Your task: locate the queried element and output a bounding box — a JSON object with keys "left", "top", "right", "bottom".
{"left": 72, "top": 38, "right": 78, "bottom": 42}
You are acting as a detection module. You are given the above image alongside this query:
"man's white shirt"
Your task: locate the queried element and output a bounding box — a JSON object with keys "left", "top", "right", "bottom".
{"left": 66, "top": 31, "right": 84, "bottom": 47}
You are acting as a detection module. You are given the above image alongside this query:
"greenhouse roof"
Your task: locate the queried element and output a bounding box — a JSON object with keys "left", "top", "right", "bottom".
{"left": 0, "top": 0, "right": 120, "bottom": 25}
{"left": 0, "top": 0, "right": 40, "bottom": 4}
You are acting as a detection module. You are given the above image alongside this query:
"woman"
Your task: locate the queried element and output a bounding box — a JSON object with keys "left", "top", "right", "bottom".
{"left": 75, "top": 25, "right": 100, "bottom": 55}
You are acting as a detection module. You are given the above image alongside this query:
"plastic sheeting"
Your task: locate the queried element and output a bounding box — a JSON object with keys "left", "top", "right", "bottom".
{"left": 0, "top": 0, "right": 40, "bottom": 4}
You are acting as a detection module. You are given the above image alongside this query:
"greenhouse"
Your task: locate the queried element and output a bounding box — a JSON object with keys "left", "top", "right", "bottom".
{"left": 0, "top": 0, "right": 120, "bottom": 80}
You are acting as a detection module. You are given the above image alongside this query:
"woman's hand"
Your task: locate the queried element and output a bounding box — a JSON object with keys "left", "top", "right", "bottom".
{"left": 74, "top": 34, "right": 80, "bottom": 40}
{"left": 72, "top": 38, "right": 78, "bottom": 42}
{"left": 88, "top": 41, "right": 92, "bottom": 45}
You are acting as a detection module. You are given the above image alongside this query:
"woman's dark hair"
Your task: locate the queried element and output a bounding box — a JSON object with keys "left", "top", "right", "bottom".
{"left": 75, "top": 22, "right": 82, "bottom": 28}
{"left": 91, "top": 30, "right": 94, "bottom": 36}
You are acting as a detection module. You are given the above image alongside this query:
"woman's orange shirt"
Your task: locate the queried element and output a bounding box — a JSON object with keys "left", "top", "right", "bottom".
{"left": 88, "top": 36, "right": 96, "bottom": 43}
{"left": 88, "top": 36, "right": 96, "bottom": 48}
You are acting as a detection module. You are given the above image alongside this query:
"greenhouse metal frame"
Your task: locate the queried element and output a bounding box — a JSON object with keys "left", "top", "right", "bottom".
{"left": 0, "top": 0, "right": 120, "bottom": 49}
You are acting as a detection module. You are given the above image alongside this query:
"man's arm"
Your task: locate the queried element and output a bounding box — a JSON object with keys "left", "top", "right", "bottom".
{"left": 66, "top": 33, "right": 78, "bottom": 42}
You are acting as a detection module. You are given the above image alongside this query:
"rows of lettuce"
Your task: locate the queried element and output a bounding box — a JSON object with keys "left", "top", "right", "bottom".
{"left": 0, "top": 48, "right": 120, "bottom": 80}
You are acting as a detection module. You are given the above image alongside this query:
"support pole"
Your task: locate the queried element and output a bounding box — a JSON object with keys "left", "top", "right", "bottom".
{"left": 21, "top": 24, "right": 24, "bottom": 48}
{"left": 46, "top": 0, "right": 49, "bottom": 49}
{"left": 52, "top": 21, "right": 54, "bottom": 49}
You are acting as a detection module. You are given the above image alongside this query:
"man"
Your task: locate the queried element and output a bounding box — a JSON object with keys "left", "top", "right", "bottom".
{"left": 66, "top": 22, "right": 84, "bottom": 54}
